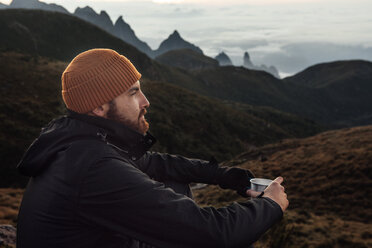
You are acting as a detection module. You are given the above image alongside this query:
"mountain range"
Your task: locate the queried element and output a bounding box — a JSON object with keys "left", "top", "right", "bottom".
{"left": 4, "top": 0, "right": 197, "bottom": 59}
{"left": 8, "top": 0, "right": 68, "bottom": 13}
{"left": 0, "top": 7, "right": 371, "bottom": 248}
{"left": 214, "top": 51, "right": 279, "bottom": 78}
{"left": 3, "top": 0, "right": 280, "bottom": 77}
{"left": 243, "top": 51, "right": 279, "bottom": 78}
{"left": 1, "top": 8, "right": 371, "bottom": 128}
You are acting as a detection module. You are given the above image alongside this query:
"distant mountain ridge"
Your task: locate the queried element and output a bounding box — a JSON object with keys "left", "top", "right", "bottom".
{"left": 5, "top": 0, "right": 201, "bottom": 58}
{"left": 113, "top": 16, "right": 154, "bottom": 57}
{"left": 243, "top": 51, "right": 279, "bottom": 78}
{"left": 72, "top": 6, "right": 154, "bottom": 57}
{"left": 8, "top": 0, "right": 68, "bottom": 13}
{"left": 215, "top": 51, "right": 279, "bottom": 77}
{"left": 154, "top": 30, "right": 203, "bottom": 57}
{"left": 1, "top": 8, "right": 371, "bottom": 129}
{"left": 284, "top": 59, "right": 372, "bottom": 88}
{"left": 4, "top": 0, "right": 282, "bottom": 76}
{"left": 74, "top": 6, "right": 113, "bottom": 33}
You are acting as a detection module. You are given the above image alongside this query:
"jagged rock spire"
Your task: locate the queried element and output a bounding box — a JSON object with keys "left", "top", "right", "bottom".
{"left": 215, "top": 52, "right": 233, "bottom": 66}
{"left": 243, "top": 51, "right": 253, "bottom": 67}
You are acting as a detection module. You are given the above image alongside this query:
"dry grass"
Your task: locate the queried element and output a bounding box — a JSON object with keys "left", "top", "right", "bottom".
{"left": 194, "top": 125, "right": 372, "bottom": 247}
{"left": 0, "top": 188, "right": 24, "bottom": 226}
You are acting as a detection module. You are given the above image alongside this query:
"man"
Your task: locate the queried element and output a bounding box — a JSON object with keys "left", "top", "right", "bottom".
{"left": 17, "top": 48, "right": 288, "bottom": 248}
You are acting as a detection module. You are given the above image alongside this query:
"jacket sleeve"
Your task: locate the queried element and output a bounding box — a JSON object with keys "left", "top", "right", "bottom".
{"left": 78, "top": 156, "right": 283, "bottom": 248}
{"left": 135, "top": 152, "right": 255, "bottom": 196}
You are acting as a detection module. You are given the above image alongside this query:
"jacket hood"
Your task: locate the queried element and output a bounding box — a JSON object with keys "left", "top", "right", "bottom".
{"left": 17, "top": 111, "right": 156, "bottom": 177}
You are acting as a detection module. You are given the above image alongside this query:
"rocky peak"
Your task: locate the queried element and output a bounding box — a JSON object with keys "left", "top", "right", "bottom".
{"left": 74, "top": 6, "right": 114, "bottom": 32}
{"left": 114, "top": 16, "right": 126, "bottom": 26}
{"left": 242, "top": 51, "right": 279, "bottom": 78}
{"left": 100, "top": 10, "right": 110, "bottom": 19}
{"left": 113, "top": 16, "right": 133, "bottom": 34}
{"left": 243, "top": 51, "right": 253, "bottom": 67}
{"left": 74, "top": 6, "right": 96, "bottom": 15}
{"left": 215, "top": 52, "right": 233, "bottom": 66}
{"left": 112, "top": 15, "right": 155, "bottom": 55}
{"left": 155, "top": 30, "right": 203, "bottom": 57}
{"left": 169, "top": 30, "right": 181, "bottom": 39}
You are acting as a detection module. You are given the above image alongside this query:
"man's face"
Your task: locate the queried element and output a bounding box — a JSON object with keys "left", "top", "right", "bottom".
{"left": 106, "top": 81, "right": 150, "bottom": 135}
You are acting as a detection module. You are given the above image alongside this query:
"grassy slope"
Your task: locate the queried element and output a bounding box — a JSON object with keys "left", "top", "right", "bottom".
{"left": 194, "top": 125, "right": 372, "bottom": 247}
{"left": 0, "top": 53, "right": 66, "bottom": 187}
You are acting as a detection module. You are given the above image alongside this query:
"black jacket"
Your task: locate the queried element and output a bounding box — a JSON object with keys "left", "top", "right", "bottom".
{"left": 16, "top": 112, "right": 283, "bottom": 248}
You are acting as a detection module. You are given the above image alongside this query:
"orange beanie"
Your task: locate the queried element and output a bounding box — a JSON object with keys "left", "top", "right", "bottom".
{"left": 62, "top": 48, "right": 142, "bottom": 113}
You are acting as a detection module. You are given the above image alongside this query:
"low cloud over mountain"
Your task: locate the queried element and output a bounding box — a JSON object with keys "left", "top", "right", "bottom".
{"left": 259, "top": 42, "right": 372, "bottom": 74}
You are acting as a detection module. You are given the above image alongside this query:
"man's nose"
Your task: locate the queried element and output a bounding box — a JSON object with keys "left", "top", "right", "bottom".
{"left": 141, "top": 92, "right": 150, "bottom": 109}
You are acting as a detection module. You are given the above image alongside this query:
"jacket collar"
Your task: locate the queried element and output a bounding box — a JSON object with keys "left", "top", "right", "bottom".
{"left": 67, "top": 110, "right": 156, "bottom": 161}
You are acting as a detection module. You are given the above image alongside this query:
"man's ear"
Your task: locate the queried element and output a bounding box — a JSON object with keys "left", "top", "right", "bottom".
{"left": 91, "top": 103, "right": 109, "bottom": 118}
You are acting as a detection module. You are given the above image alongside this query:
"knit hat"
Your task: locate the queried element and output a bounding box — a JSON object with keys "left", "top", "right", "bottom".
{"left": 62, "top": 48, "right": 142, "bottom": 113}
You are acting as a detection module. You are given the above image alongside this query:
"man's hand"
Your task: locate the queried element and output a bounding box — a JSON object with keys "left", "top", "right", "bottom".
{"left": 246, "top": 176, "right": 289, "bottom": 212}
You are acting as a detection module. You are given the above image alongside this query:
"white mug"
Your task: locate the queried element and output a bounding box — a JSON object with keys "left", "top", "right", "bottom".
{"left": 250, "top": 178, "right": 273, "bottom": 192}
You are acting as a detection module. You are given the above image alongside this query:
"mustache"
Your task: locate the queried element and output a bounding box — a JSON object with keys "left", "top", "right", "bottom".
{"left": 139, "top": 109, "right": 147, "bottom": 117}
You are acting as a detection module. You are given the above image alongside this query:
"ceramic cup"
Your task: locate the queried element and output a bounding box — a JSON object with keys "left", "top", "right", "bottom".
{"left": 250, "top": 178, "right": 273, "bottom": 192}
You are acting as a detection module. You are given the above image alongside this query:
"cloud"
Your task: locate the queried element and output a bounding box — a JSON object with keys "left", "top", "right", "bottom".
{"left": 171, "top": 7, "right": 204, "bottom": 17}
{"left": 198, "top": 38, "right": 268, "bottom": 51}
{"left": 258, "top": 42, "right": 372, "bottom": 74}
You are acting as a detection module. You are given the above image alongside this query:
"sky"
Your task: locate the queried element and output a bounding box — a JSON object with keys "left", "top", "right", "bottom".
{"left": 2, "top": 0, "right": 372, "bottom": 77}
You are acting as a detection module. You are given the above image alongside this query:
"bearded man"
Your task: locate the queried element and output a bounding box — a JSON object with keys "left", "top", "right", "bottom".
{"left": 16, "top": 48, "right": 288, "bottom": 248}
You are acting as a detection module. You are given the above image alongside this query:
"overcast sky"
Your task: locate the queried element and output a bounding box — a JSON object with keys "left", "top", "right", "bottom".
{"left": 2, "top": 0, "right": 372, "bottom": 77}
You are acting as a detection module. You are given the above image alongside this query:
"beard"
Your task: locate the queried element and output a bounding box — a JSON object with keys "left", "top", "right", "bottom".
{"left": 106, "top": 101, "right": 149, "bottom": 135}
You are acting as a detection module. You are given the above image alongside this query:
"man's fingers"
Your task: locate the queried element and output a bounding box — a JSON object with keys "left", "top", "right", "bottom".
{"left": 273, "top": 176, "right": 283, "bottom": 184}
{"left": 246, "top": 189, "right": 261, "bottom": 198}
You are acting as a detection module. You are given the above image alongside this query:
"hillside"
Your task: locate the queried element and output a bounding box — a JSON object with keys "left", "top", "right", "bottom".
{"left": 284, "top": 60, "right": 372, "bottom": 88}
{"left": 155, "top": 48, "right": 219, "bottom": 70}
{"left": 190, "top": 64, "right": 372, "bottom": 127}
{"left": 193, "top": 125, "right": 372, "bottom": 247}
{"left": 0, "top": 52, "right": 322, "bottom": 188}
{"left": 0, "top": 9, "right": 157, "bottom": 79}
{"left": 284, "top": 60, "right": 372, "bottom": 126}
